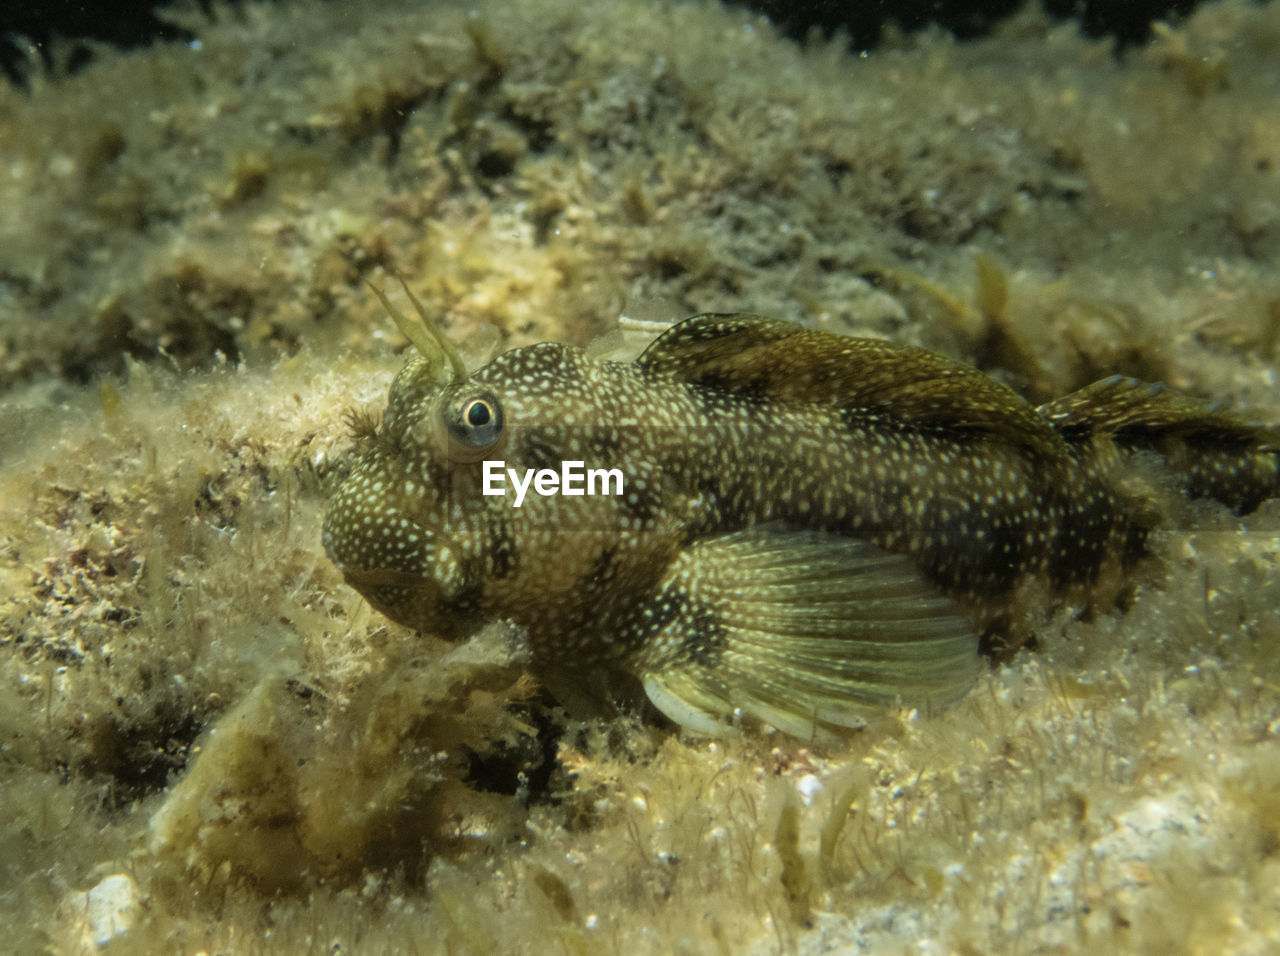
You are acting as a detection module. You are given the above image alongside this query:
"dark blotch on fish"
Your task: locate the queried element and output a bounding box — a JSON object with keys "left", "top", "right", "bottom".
{"left": 324, "top": 298, "right": 1279, "bottom": 739}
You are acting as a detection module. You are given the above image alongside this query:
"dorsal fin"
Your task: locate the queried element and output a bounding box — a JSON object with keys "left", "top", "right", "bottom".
{"left": 1040, "top": 375, "right": 1280, "bottom": 514}
{"left": 1039, "top": 375, "right": 1274, "bottom": 443}
{"left": 638, "top": 313, "right": 1061, "bottom": 454}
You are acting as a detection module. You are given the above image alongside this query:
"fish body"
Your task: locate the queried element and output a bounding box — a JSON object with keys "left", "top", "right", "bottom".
{"left": 324, "top": 305, "right": 1279, "bottom": 737}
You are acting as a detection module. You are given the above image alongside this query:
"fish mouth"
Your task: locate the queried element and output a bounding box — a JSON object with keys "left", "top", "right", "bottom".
{"left": 334, "top": 559, "right": 479, "bottom": 639}
{"left": 335, "top": 565, "right": 429, "bottom": 591}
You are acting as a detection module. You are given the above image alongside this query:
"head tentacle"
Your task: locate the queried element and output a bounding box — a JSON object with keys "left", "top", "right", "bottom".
{"left": 366, "top": 276, "right": 467, "bottom": 383}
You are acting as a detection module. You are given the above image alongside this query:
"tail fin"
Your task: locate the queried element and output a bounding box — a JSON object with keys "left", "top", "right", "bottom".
{"left": 1039, "top": 376, "right": 1279, "bottom": 516}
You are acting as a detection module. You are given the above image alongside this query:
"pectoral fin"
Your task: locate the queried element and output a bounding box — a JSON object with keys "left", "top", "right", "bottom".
{"left": 636, "top": 525, "right": 980, "bottom": 739}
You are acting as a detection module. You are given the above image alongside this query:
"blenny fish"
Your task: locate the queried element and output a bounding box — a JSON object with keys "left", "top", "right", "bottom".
{"left": 323, "top": 283, "right": 1279, "bottom": 738}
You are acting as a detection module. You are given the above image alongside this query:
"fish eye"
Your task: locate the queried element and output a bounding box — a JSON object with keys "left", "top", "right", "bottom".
{"left": 442, "top": 388, "right": 505, "bottom": 460}
{"left": 465, "top": 399, "right": 492, "bottom": 427}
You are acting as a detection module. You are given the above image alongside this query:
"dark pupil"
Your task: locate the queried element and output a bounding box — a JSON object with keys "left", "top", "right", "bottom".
{"left": 466, "top": 401, "right": 491, "bottom": 427}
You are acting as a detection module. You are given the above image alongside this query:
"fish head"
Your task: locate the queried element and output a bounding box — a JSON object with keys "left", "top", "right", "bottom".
{"left": 322, "top": 351, "right": 508, "bottom": 636}
{"left": 323, "top": 289, "right": 653, "bottom": 638}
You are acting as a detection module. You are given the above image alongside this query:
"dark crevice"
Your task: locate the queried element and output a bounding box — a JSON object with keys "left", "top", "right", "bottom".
{"left": 463, "top": 708, "right": 563, "bottom": 807}
{"left": 80, "top": 702, "right": 205, "bottom": 807}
